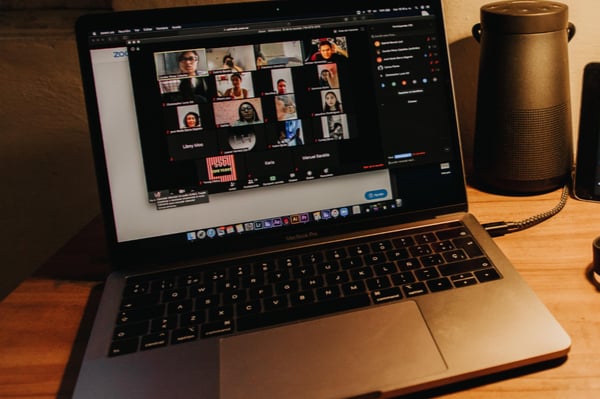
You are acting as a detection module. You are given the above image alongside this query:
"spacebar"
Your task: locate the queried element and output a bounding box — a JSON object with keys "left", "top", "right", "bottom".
{"left": 236, "top": 294, "right": 371, "bottom": 332}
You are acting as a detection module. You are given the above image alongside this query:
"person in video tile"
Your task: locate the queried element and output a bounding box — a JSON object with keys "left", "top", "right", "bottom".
{"left": 175, "top": 50, "right": 208, "bottom": 103}
{"left": 276, "top": 95, "right": 297, "bottom": 121}
{"left": 183, "top": 112, "right": 201, "bottom": 128}
{"left": 308, "top": 39, "right": 348, "bottom": 63}
{"left": 318, "top": 65, "right": 339, "bottom": 89}
{"left": 222, "top": 73, "right": 249, "bottom": 99}
{"left": 276, "top": 79, "right": 288, "bottom": 94}
{"left": 222, "top": 54, "right": 244, "bottom": 73}
{"left": 323, "top": 90, "right": 343, "bottom": 113}
{"left": 233, "top": 101, "right": 261, "bottom": 126}
{"left": 178, "top": 50, "right": 203, "bottom": 76}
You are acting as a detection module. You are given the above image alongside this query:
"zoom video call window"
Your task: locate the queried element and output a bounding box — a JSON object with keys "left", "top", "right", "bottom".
{"left": 126, "top": 12, "right": 453, "bottom": 209}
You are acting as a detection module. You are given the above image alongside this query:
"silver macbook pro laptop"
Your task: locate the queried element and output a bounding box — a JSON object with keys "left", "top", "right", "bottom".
{"left": 73, "top": 1, "right": 570, "bottom": 397}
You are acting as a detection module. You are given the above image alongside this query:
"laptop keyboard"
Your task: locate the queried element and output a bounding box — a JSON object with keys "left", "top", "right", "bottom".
{"left": 109, "top": 221, "right": 501, "bottom": 356}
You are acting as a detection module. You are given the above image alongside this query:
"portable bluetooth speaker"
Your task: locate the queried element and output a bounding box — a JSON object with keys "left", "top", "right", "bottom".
{"left": 472, "top": 0, "right": 575, "bottom": 194}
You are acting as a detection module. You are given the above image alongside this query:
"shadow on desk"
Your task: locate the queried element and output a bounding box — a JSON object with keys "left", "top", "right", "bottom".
{"left": 399, "top": 356, "right": 568, "bottom": 398}
{"left": 57, "top": 282, "right": 104, "bottom": 398}
{"left": 34, "top": 215, "right": 111, "bottom": 281}
{"left": 31, "top": 216, "right": 109, "bottom": 397}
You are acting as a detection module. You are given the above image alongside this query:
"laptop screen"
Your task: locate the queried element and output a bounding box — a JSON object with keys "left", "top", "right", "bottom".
{"left": 77, "top": 0, "right": 467, "bottom": 262}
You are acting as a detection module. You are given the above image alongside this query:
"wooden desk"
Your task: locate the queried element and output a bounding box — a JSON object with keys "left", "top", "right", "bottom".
{"left": 1, "top": 186, "right": 599, "bottom": 398}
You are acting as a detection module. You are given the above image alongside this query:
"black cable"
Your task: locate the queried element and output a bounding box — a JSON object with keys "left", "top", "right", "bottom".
{"left": 482, "top": 184, "right": 569, "bottom": 237}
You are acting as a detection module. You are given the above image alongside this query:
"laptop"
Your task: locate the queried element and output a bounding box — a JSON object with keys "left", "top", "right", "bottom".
{"left": 73, "top": 1, "right": 571, "bottom": 397}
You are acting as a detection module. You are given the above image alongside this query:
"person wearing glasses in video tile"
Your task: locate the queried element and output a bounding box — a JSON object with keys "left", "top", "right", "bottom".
{"left": 177, "top": 50, "right": 209, "bottom": 103}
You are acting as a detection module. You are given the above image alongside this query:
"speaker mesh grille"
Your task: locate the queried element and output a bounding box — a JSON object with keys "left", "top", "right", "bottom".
{"left": 504, "top": 102, "right": 570, "bottom": 180}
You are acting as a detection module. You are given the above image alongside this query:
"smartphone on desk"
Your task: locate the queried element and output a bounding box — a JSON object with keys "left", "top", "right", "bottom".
{"left": 574, "top": 62, "right": 600, "bottom": 202}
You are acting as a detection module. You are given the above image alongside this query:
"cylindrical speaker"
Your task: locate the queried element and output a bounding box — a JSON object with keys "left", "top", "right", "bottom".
{"left": 472, "top": 1, "right": 575, "bottom": 195}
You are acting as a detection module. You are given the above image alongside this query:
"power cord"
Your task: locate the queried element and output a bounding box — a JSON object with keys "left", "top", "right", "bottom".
{"left": 482, "top": 184, "right": 569, "bottom": 237}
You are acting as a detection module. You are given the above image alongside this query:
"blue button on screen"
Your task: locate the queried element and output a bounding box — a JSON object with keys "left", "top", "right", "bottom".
{"left": 365, "top": 189, "right": 388, "bottom": 200}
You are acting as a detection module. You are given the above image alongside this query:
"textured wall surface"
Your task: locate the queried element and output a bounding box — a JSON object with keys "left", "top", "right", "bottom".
{"left": 0, "top": 0, "right": 598, "bottom": 299}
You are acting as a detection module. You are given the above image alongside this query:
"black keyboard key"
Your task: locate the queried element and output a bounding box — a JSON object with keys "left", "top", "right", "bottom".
{"left": 393, "top": 236, "right": 415, "bottom": 248}
{"left": 293, "top": 264, "right": 315, "bottom": 279}
{"left": 167, "top": 299, "right": 192, "bottom": 315}
{"left": 402, "top": 282, "right": 428, "bottom": 297}
{"left": 180, "top": 311, "right": 206, "bottom": 326}
{"left": 366, "top": 276, "right": 391, "bottom": 290}
{"left": 340, "top": 256, "right": 364, "bottom": 269}
{"left": 342, "top": 280, "right": 366, "bottom": 296}
{"left": 117, "top": 304, "right": 165, "bottom": 325}
{"left": 453, "top": 237, "right": 484, "bottom": 258}
{"left": 415, "top": 233, "right": 436, "bottom": 244}
{"left": 426, "top": 277, "right": 453, "bottom": 292}
{"left": 217, "top": 279, "right": 241, "bottom": 292}
{"left": 420, "top": 254, "right": 444, "bottom": 267}
{"left": 275, "top": 280, "right": 299, "bottom": 295}
{"left": 196, "top": 294, "right": 219, "bottom": 308}
{"left": 151, "top": 278, "right": 175, "bottom": 291}
{"left": 475, "top": 268, "right": 501, "bottom": 282}
{"left": 415, "top": 267, "right": 440, "bottom": 281}
{"left": 451, "top": 272, "right": 474, "bottom": 281}
{"left": 431, "top": 240, "right": 455, "bottom": 252}
{"left": 453, "top": 277, "right": 478, "bottom": 287}
{"left": 254, "top": 260, "right": 275, "bottom": 273}
{"left": 410, "top": 244, "right": 432, "bottom": 257}
{"left": 316, "top": 285, "right": 341, "bottom": 301}
{"left": 370, "top": 240, "right": 392, "bottom": 252}
{"left": 350, "top": 266, "right": 373, "bottom": 281}
{"left": 180, "top": 273, "right": 201, "bottom": 287}
{"left": 371, "top": 287, "right": 403, "bottom": 304}
{"left": 232, "top": 264, "right": 252, "bottom": 277}
{"left": 189, "top": 284, "right": 212, "bottom": 297}
{"left": 172, "top": 326, "right": 200, "bottom": 343}
{"left": 208, "top": 305, "right": 234, "bottom": 321}
{"left": 290, "top": 290, "right": 316, "bottom": 306}
{"left": 163, "top": 288, "right": 187, "bottom": 302}
{"left": 301, "top": 276, "right": 324, "bottom": 290}
{"left": 268, "top": 270, "right": 290, "bottom": 284}
{"left": 365, "top": 253, "right": 387, "bottom": 265}
{"left": 348, "top": 244, "right": 370, "bottom": 256}
{"left": 141, "top": 332, "right": 168, "bottom": 351}
{"left": 436, "top": 227, "right": 468, "bottom": 240}
{"left": 223, "top": 290, "right": 246, "bottom": 304}
{"left": 302, "top": 252, "right": 323, "bottom": 264}
{"left": 391, "top": 271, "right": 416, "bottom": 285}
{"left": 109, "top": 337, "right": 139, "bottom": 357}
{"left": 236, "top": 300, "right": 262, "bottom": 317}
{"left": 113, "top": 321, "right": 148, "bottom": 340}
{"left": 123, "top": 282, "right": 149, "bottom": 297}
{"left": 396, "top": 258, "right": 421, "bottom": 271}
{"left": 150, "top": 316, "right": 177, "bottom": 332}
{"left": 120, "top": 292, "right": 160, "bottom": 310}
{"left": 317, "top": 261, "right": 339, "bottom": 274}
{"left": 443, "top": 250, "right": 468, "bottom": 263}
{"left": 373, "top": 263, "right": 397, "bottom": 275}
{"left": 264, "top": 295, "right": 289, "bottom": 311}
{"left": 201, "top": 320, "right": 233, "bottom": 338}
{"left": 438, "top": 258, "right": 493, "bottom": 276}
{"left": 242, "top": 274, "right": 265, "bottom": 287}
{"left": 279, "top": 255, "right": 300, "bottom": 268}
{"left": 248, "top": 285, "right": 272, "bottom": 300}
{"left": 387, "top": 248, "right": 410, "bottom": 261}
{"left": 236, "top": 294, "right": 371, "bottom": 332}
{"left": 325, "top": 271, "right": 349, "bottom": 285}
{"left": 326, "top": 247, "right": 347, "bottom": 260}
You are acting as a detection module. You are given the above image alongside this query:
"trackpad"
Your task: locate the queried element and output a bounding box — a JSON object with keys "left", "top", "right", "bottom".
{"left": 221, "top": 301, "right": 446, "bottom": 399}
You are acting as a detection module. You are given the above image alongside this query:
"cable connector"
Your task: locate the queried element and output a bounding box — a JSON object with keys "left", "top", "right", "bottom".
{"left": 482, "top": 184, "right": 569, "bottom": 237}
{"left": 482, "top": 221, "right": 521, "bottom": 237}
